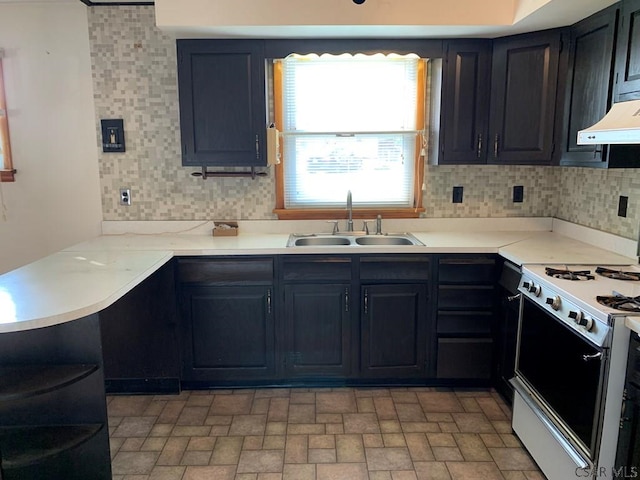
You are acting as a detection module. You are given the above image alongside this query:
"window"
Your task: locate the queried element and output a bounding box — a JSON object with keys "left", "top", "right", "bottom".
{"left": 273, "top": 53, "right": 428, "bottom": 219}
{"left": 0, "top": 50, "right": 14, "bottom": 182}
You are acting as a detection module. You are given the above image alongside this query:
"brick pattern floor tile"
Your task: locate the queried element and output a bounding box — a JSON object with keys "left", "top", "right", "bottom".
{"left": 108, "top": 387, "right": 546, "bottom": 479}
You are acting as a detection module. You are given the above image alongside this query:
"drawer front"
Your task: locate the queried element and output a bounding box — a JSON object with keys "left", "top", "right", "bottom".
{"left": 437, "top": 311, "right": 493, "bottom": 335}
{"left": 438, "top": 257, "right": 497, "bottom": 284}
{"left": 438, "top": 285, "right": 495, "bottom": 310}
{"left": 360, "top": 256, "right": 430, "bottom": 281}
{"left": 178, "top": 257, "right": 273, "bottom": 284}
{"left": 436, "top": 338, "right": 493, "bottom": 379}
{"left": 282, "top": 256, "right": 351, "bottom": 282}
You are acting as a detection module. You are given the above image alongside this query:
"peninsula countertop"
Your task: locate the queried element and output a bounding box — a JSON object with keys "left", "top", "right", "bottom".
{"left": 1, "top": 222, "right": 637, "bottom": 333}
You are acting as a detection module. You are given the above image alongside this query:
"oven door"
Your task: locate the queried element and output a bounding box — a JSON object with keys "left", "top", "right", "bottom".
{"left": 514, "top": 296, "right": 608, "bottom": 461}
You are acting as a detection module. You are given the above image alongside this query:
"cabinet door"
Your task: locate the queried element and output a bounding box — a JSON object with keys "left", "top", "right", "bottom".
{"left": 489, "top": 30, "right": 562, "bottom": 165}
{"left": 559, "top": 7, "right": 618, "bottom": 167}
{"left": 361, "top": 284, "right": 428, "bottom": 378}
{"left": 615, "top": 0, "right": 640, "bottom": 101}
{"left": 177, "top": 40, "right": 266, "bottom": 167}
{"left": 181, "top": 285, "right": 275, "bottom": 382}
{"left": 283, "top": 284, "right": 351, "bottom": 378}
{"left": 440, "top": 40, "right": 492, "bottom": 164}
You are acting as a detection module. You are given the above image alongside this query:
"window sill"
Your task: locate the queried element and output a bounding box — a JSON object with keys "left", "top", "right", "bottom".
{"left": 0, "top": 169, "right": 15, "bottom": 182}
{"left": 273, "top": 207, "right": 425, "bottom": 220}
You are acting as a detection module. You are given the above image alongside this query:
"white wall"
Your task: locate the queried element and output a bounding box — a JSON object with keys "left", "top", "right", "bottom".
{"left": 0, "top": 1, "right": 102, "bottom": 273}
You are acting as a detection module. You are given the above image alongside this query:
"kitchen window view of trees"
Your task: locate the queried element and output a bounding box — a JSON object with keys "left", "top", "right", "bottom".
{"left": 273, "top": 53, "right": 429, "bottom": 218}
{"left": 0, "top": 50, "right": 14, "bottom": 182}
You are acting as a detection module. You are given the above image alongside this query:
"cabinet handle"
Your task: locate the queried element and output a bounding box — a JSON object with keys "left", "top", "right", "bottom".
{"left": 593, "top": 149, "right": 602, "bottom": 159}
{"left": 493, "top": 134, "right": 499, "bottom": 158}
{"left": 476, "top": 134, "right": 483, "bottom": 158}
{"left": 345, "top": 288, "right": 349, "bottom": 312}
{"left": 255, "top": 134, "right": 260, "bottom": 160}
{"left": 364, "top": 289, "right": 368, "bottom": 314}
{"left": 267, "top": 289, "right": 272, "bottom": 314}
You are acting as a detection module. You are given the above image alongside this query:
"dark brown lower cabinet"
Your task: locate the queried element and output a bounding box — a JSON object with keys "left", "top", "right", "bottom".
{"left": 0, "top": 315, "right": 111, "bottom": 479}
{"left": 360, "top": 284, "right": 428, "bottom": 379}
{"left": 100, "top": 261, "right": 180, "bottom": 394}
{"left": 177, "top": 256, "right": 276, "bottom": 385}
{"left": 173, "top": 254, "right": 505, "bottom": 387}
{"left": 283, "top": 284, "right": 351, "bottom": 378}
{"left": 181, "top": 285, "right": 275, "bottom": 383}
{"left": 435, "top": 255, "right": 499, "bottom": 384}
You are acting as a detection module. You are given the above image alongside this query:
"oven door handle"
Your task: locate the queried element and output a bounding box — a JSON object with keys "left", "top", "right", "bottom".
{"left": 510, "top": 376, "right": 590, "bottom": 469}
{"left": 582, "top": 352, "right": 602, "bottom": 362}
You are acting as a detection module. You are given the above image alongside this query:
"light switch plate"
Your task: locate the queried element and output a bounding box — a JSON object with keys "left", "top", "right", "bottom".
{"left": 101, "top": 119, "right": 126, "bottom": 153}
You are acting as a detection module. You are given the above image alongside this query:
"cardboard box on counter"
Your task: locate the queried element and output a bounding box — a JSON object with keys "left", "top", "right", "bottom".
{"left": 212, "top": 222, "right": 238, "bottom": 236}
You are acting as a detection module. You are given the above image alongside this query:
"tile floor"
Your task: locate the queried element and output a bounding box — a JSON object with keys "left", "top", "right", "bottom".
{"left": 107, "top": 387, "right": 546, "bottom": 480}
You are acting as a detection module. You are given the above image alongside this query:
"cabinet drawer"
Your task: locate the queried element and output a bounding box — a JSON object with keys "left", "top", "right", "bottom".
{"left": 436, "top": 338, "right": 493, "bottom": 379}
{"left": 438, "top": 285, "right": 495, "bottom": 310}
{"left": 178, "top": 257, "right": 273, "bottom": 284}
{"left": 437, "top": 311, "right": 493, "bottom": 335}
{"left": 360, "top": 256, "right": 430, "bottom": 281}
{"left": 282, "top": 256, "right": 351, "bottom": 282}
{"left": 438, "top": 257, "right": 496, "bottom": 284}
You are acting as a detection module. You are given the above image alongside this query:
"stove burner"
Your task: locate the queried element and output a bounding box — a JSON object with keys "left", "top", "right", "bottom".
{"left": 597, "top": 294, "right": 640, "bottom": 312}
{"left": 545, "top": 267, "right": 595, "bottom": 281}
{"left": 596, "top": 267, "right": 640, "bottom": 281}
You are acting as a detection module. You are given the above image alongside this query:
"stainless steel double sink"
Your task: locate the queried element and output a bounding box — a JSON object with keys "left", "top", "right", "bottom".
{"left": 286, "top": 232, "right": 424, "bottom": 247}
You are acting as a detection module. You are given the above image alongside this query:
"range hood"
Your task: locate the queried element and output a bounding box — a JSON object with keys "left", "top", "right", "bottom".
{"left": 577, "top": 99, "right": 640, "bottom": 145}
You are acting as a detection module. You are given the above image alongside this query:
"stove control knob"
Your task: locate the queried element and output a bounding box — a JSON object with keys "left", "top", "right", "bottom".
{"left": 578, "top": 316, "right": 594, "bottom": 332}
{"left": 569, "top": 310, "right": 594, "bottom": 331}
{"left": 522, "top": 281, "right": 531, "bottom": 290}
{"left": 528, "top": 283, "right": 542, "bottom": 297}
{"left": 545, "top": 296, "right": 561, "bottom": 310}
{"left": 568, "top": 310, "right": 583, "bottom": 322}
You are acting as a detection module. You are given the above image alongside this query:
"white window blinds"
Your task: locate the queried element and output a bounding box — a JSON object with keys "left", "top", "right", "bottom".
{"left": 279, "top": 53, "right": 423, "bottom": 209}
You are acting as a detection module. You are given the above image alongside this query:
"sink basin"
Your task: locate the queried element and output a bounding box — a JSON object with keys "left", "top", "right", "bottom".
{"left": 287, "top": 232, "right": 423, "bottom": 247}
{"left": 293, "top": 236, "right": 351, "bottom": 246}
{"left": 355, "top": 236, "right": 414, "bottom": 246}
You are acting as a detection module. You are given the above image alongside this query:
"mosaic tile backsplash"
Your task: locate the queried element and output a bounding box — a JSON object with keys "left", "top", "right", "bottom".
{"left": 88, "top": 6, "right": 640, "bottom": 240}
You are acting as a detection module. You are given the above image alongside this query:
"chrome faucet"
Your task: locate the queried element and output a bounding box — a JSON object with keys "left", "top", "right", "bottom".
{"left": 346, "top": 190, "right": 354, "bottom": 232}
{"left": 375, "top": 214, "right": 383, "bottom": 235}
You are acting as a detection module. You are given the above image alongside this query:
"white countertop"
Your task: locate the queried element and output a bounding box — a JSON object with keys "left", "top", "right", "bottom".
{"left": 0, "top": 250, "right": 172, "bottom": 333}
{"left": 1, "top": 221, "right": 637, "bottom": 333}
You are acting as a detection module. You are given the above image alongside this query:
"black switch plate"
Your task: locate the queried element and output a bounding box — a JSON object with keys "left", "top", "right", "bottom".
{"left": 452, "top": 186, "right": 463, "bottom": 203}
{"left": 513, "top": 185, "right": 524, "bottom": 203}
{"left": 101, "top": 118, "right": 126, "bottom": 153}
{"left": 618, "top": 195, "right": 628, "bottom": 217}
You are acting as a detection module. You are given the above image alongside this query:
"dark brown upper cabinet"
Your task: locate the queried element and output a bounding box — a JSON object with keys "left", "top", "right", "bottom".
{"left": 439, "top": 31, "right": 562, "bottom": 166}
{"left": 439, "top": 40, "right": 492, "bottom": 165}
{"left": 557, "top": 6, "right": 619, "bottom": 167}
{"left": 177, "top": 40, "right": 267, "bottom": 167}
{"left": 615, "top": 0, "right": 640, "bottom": 101}
{"left": 488, "top": 29, "right": 563, "bottom": 165}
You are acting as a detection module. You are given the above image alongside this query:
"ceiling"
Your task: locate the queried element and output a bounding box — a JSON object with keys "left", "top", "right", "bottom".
{"left": 0, "top": 0, "right": 621, "bottom": 38}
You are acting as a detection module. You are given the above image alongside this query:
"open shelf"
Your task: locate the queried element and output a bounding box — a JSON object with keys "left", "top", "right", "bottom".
{"left": 0, "top": 365, "right": 98, "bottom": 403}
{"left": 0, "top": 424, "right": 103, "bottom": 470}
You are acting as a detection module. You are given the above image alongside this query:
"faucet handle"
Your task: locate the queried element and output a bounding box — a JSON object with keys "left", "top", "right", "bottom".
{"left": 326, "top": 220, "right": 339, "bottom": 235}
{"left": 362, "top": 221, "right": 370, "bottom": 235}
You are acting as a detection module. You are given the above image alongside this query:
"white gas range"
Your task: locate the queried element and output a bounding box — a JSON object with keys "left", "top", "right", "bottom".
{"left": 511, "top": 264, "right": 639, "bottom": 480}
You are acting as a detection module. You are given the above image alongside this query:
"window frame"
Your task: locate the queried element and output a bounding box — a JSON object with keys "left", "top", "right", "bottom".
{"left": 272, "top": 53, "right": 428, "bottom": 220}
{"left": 0, "top": 50, "right": 15, "bottom": 183}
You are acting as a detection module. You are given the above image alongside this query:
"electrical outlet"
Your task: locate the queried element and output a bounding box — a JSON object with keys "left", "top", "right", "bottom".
{"left": 452, "top": 186, "right": 463, "bottom": 203}
{"left": 119, "top": 188, "right": 131, "bottom": 206}
{"left": 513, "top": 185, "right": 524, "bottom": 203}
{"left": 618, "top": 195, "right": 628, "bottom": 217}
